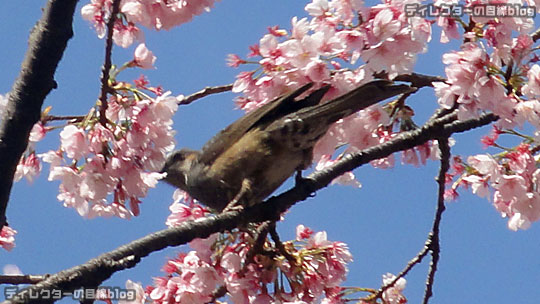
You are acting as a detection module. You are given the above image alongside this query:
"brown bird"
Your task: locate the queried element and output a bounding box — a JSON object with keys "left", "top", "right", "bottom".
{"left": 162, "top": 80, "right": 414, "bottom": 211}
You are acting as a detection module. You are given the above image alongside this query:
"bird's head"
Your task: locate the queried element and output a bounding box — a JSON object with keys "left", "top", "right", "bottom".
{"left": 161, "top": 148, "right": 201, "bottom": 190}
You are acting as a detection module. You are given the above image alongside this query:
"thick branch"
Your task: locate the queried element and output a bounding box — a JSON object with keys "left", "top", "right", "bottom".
{"left": 0, "top": 275, "right": 48, "bottom": 285}
{"left": 0, "top": 0, "right": 78, "bottom": 228}
{"left": 4, "top": 113, "right": 497, "bottom": 304}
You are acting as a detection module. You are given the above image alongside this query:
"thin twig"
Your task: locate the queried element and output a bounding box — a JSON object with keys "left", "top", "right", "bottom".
{"left": 178, "top": 84, "right": 233, "bottom": 105}
{"left": 98, "top": 0, "right": 121, "bottom": 125}
{"left": 423, "top": 137, "right": 451, "bottom": 304}
{"left": 375, "top": 137, "right": 452, "bottom": 302}
{"left": 242, "top": 221, "right": 272, "bottom": 272}
{"left": 531, "top": 27, "right": 540, "bottom": 42}
{"left": 269, "top": 223, "right": 295, "bottom": 264}
{"left": 42, "top": 115, "right": 85, "bottom": 123}
{"left": 375, "top": 241, "right": 431, "bottom": 300}
{"left": 177, "top": 72, "right": 442, "bottom": 107}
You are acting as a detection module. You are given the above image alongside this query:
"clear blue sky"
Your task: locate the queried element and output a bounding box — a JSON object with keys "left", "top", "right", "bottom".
{"left": 0, "top": 1, "right": 539, "bottom": 303}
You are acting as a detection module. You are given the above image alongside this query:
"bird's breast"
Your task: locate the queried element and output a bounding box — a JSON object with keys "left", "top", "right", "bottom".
{"left": 207, "top": 128, "right": 308, "bottom": 205}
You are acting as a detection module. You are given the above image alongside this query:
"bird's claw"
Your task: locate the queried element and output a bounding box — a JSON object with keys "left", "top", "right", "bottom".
{"left": 223, "top": 203, "right": 245, "bottom": 213}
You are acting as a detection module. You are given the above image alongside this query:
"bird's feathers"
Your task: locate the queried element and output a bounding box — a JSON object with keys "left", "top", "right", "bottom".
{"left": 198, "top": 83, "right": 315, "bottom": 164}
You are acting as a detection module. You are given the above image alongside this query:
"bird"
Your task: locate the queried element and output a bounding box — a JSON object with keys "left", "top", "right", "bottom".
{"left": 161, "top": 80, "right": 414, "bottom": 211}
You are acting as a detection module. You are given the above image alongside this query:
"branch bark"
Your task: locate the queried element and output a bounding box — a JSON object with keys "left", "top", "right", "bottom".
{"left": 0, "top": 0, "right": 79, "bottom": 228}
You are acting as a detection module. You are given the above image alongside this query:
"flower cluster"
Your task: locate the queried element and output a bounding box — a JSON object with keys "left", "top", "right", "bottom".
{"left": 427, "top": 0, "right": 540, "bottom": 231}
{"left": 141, "top": 196, "right": 364, "bottom": 303}
{"left": 228, "top": 0, "right": 435, "bottom": 185}
{"left": 231, "top": 0, "right": 430, "bottom": 110}
{"left": 432, "top": 0, "right": 538, "bottom": 128}
{"left": 39, "top": 81, "right": 179, "bottom": 219}
{"left": 0, "top": 225, "right": 17, "bottom": 251}
{"left": 381, "top": 273, "right": 407, "bottom": 304}
{"left": 81, "top": 0, "right": 219, "bottom": 48}
{"left": 448, "top": 144, "right": 540, "bottom": 231}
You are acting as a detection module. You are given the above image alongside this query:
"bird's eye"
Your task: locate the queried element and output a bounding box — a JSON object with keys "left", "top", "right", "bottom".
{"left": 172, "top": 152, "right": 185, "bottom": 162}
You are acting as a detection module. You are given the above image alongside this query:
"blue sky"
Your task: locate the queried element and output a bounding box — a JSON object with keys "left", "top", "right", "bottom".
{"left": 0, "top": 1, "right": 539, "bottom": 303}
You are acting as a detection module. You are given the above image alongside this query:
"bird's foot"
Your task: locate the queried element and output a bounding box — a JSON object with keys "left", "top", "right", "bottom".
{"left": 222, "top": 178, "right": 253, "bottom": 213}
{"left": 223, "top": 202, "right": 245, "bottom": 213}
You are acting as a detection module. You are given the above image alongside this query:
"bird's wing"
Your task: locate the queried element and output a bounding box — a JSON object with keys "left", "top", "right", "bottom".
{"left": 198, "top": 83, "right": 320, "bottom": 164}
{"left": 295, "top": 80, "right": 414, "bottom": 124}
{"left": 266, "top": 80, "right": 415, "bottom": 149}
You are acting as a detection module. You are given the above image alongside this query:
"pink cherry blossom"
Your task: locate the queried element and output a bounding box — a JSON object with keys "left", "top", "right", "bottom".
{"left": 3, "top": 264, "right": 22, "bottom": 275}
{"left": 462, "top": 175, "right": 490, "bottom": 198}
{"left": 467, "top": 154, "right": 501, "bottom": 178}
{"left": 81, "top": 0, "right": 109, "bottom": 38}
{"left": 521, "top": 64, "right": 540, "bottom": 98}
{"left": 83, "top": 0, "right": 219, "bottom": 45}
{"left": 305, "top": 0, "right": 330, "bottom": 18}
{"left": 0, "top": 225, "right": 16, "bottom": 251}
{"left": 507, "top": 192, "right": 540, "bottom": 231}
{"left": 42, "top": 89, "right": 178, "bottom": 218}
{"left": 29, "top": 122, "right": 47, "bottom": 143}
{"left": 113, "top": 21, "right": 144, "bottom": 48}
{"left": 166, "top": 190, "right": 210, "bottom": 227}
{"left": 132, "top": 43, "right": 156, "bottom": 69}
{"left": 60, "top": 125, "right": 88, "bottom": 160}
{"left": 316, "top": 155, "right": 361, "bottom": 187}
{"left": 296, "top": 224, "right": 314, "bottom": 240}
{"left": 149, "top": 251, "right": 221, "bottom": 304}
{"left": 226, "top": 54, "right": 246, "bottom": 68}
{"left": 304, "top": 59, "right": 331, "bottom": 82}
{"left": 437, "top": 17, "right": 460, "bottom": 43}
{"left": 382, "top": 273, "right": 407, "bottom": 304}
{"left": 14, "top": 152, "right": 41, "bottom": 183}
{"left": 118, "top": 280, "right": 146, "bottom": 304}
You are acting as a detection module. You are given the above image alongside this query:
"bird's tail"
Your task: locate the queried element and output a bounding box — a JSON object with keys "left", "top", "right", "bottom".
{"left": 295, "top": 80, "right": 415, "bottom": 124}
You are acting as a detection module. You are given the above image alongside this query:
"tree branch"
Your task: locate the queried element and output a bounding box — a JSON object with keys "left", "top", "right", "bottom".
{"left": 306, "top": 112, "right": 496, "bottom": 189}
{"left": 423, "top": 137, "right": 450, "bottom": 304}
{"left": 178, "top": 84, "right": 234, "bottom": 105}
{"left": 531, "top": 27, "right": 540, "bottom": 42}
{"left": 0, "top": 0, "right": 79, "bottom": 228}
{"left": 4, "top": 113, "right": 498, "bottom": 304}
{"left": 98, "top": 0, "right": 121, "bottom": 125}
{"left": 375, "top": 137, "right": 451, "bottom": 303}
{"left": 0, "top": 275, "right": 48, "bottom": 285}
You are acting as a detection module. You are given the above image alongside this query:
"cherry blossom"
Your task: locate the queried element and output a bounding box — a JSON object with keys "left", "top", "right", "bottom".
{"left": 82, "top": 0, "right": 219, "bottom": 47}
{"left": 382, "top": 273, "right": 407, "bottom": 304}
{"left": 450, "top": 145, "right": 540, "bottom": 230}
{"left": 143, "top": 220, "right": 355, "bottom": 303}
{"left": 132, "top": 43, "right": 156, "bottom": 69}
{"left": 40, "top": 88, "right": 178, "bottom": 218}
{"left": 13, "top": 152, "right": 41, "bottom": 183}
{"left": 0, "top": 225, "right": 16, "bottom": 251}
